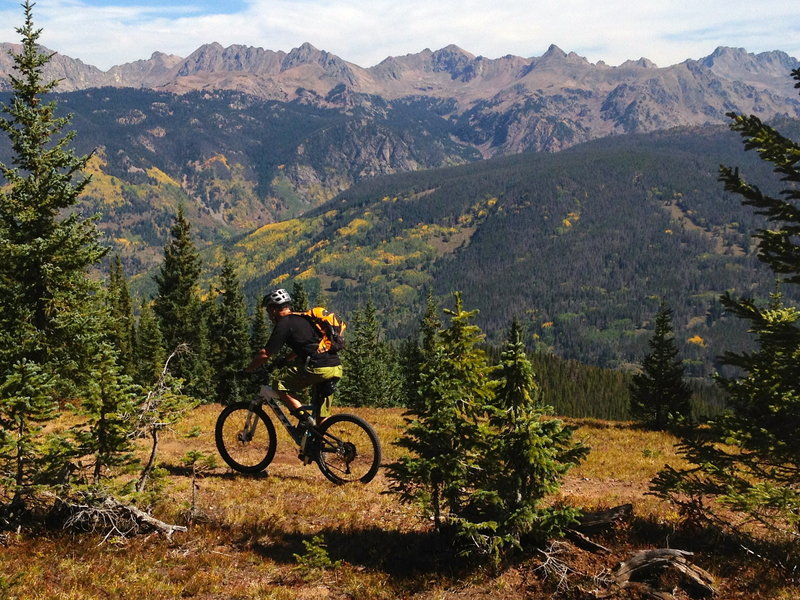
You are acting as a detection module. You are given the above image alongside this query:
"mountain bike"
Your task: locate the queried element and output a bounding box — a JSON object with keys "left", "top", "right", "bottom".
{"left": 214, "top": 371, "right": 381, "bottom": 484}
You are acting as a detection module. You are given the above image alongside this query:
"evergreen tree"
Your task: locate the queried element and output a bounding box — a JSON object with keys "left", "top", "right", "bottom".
{"left": 0, "top": 1, "right": 106, "bottom": 385}
{"left": 250, "top": 304, "right": 270, "bottom": 354}
{"left": 339, "top": 297, "right": 402, "bottom": 407}
{"left": 653, "top": 68, "right": 800, "bottom": 556}
{"left": 0, "top": 2, "right": 105, "bottom": 511}
{"left": 209, "top": 257, "right": 250, "bottom": 405}
{"left": 73, "top": 342, "right": 140, "bottom": 485}
{"left": 153, "top": 205, "right": 201, "bottom": 351}
{"left": 419, "top": 291, "right": 441, "bottom": 358}
{"left": 291, "top": 281, "right": 310, "bottom": 311}
{"left": 398, "top": 291, "right": 440, "bottom": 407}
{"left": 313, "top": 287, "right": 329, "bottom": 308}
{"left": 0, "top": 361, "right": 61, "bottom": 512}
{"left": 192, "top": 297, "right": 216, "bottom": 401}
{"left": 152, "top": 206, "right": 210, "bottom": 397}
{"left": 387, "top": 293, "right": 495, "bottom": 534}
{"left": 462, "top": 321, "right": 588, "bottom": 561}
{"left": 134, "top": 301, "right": 166, "bottom": 386}
{"left": 629, "top": 301, "right": 692, "bottom": 429}
{"left": 107, "top": 256, "right": 137, "bottom": 377}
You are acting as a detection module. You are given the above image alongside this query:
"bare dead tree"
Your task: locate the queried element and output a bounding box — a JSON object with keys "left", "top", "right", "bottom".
{"left": 131, "top": 345, "right": 196, "bottom": 493}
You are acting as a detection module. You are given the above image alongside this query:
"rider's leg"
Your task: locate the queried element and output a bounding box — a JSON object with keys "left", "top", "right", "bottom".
{"left": 274, "top": 364, "right": 342, "bottom": 425}
{"left": 274, "top": 367, "right": 317, "bottom": 426}
{"left": 277, "top": 390, "right": 304, "bottom": 414}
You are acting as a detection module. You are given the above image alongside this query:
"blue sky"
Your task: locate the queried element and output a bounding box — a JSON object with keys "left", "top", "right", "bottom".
{"left": 1, "top": 0, "right": 798, "bottom": 71}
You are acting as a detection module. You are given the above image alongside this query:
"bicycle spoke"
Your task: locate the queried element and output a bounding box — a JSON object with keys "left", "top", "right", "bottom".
{"left": 215, "top": 403, "right": 276, "bottom": 473}
{"left": 315, "top": 414, "right": 381, "bottom": 484}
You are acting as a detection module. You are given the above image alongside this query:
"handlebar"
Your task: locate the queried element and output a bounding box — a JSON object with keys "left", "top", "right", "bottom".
{"left": 241, "top": 358, "right": 288, "bottom": 383}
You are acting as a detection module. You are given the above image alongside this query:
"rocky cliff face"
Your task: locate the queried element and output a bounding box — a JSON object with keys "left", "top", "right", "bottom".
{"left": 2, "top": 42, "right": 798, "bottom": 154}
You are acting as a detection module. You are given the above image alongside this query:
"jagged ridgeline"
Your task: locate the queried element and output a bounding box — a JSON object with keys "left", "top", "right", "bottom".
{"left": 217, "top": 122, "right": 798, "bottom": 376}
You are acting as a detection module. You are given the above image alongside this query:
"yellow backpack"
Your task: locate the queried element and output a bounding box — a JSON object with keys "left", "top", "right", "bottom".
{"left": 295, "top": 307, "right": 347, "bottom": 354}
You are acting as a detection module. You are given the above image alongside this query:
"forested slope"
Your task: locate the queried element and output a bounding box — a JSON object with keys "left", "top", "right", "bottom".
{"left": 217, "top": 122, "right": 798, "bottom": 374}
{"left": 0, "top": 88, "right": 479, "bottom": 272}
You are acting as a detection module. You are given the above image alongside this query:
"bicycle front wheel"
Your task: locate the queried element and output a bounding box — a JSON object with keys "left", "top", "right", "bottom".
{"left": 314, "top": 414, "right": 381, "bottom": 484}
{"left": 215, "top": 402, "right": 277, "bottom": 473}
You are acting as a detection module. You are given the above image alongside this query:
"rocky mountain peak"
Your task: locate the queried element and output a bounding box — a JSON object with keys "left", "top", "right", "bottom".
{"left": 698, "top": 46, "right": 799, "bottom": 95}
{"left": 431, "top": 44, "right": 478, "bottom": 80}
{"left": 176, "top": 42, "right": 227, "bottom": 76}
{"left": 280, "top": 42, "right": 358, "bottom": 84}
{"left": 701, "top": 46, "right": 796, "bottom": 73}
{"left": 542, "top": 44, "right": 567, "bottom": 59}
{"left": 282, "top": 42, "right": 322, "bottom": 68}
{"left": 619, "top": 57, "right": 658, "bottom": 69}
{"left": 530, "top": 44, "right": 592, "bottom": 71}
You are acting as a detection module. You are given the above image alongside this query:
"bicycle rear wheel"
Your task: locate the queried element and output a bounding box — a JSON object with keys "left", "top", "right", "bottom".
{"left": 215, "top": 402, "right": 277, "bottom": 473}
{"left": 314, "top": 414, "right": 381, "bottom": 484}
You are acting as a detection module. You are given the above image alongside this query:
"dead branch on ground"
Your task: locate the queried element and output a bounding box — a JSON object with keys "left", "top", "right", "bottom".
{"left": 61, "top": 494, "right": 187, "bottom": 540}
{"left": 613, "top": 548, "right": 716, "bottom": 599}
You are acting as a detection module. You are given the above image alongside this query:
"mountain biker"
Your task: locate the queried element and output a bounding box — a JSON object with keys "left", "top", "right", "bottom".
{"left": 244, "top": 288, "right": 343, "bottom": 425}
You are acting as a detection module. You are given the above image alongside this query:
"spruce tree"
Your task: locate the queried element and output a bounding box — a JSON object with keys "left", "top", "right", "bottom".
{"left": 192, "top": 296, "right": 216, "bottom": 401}
{"left": 153, "top": 205, "right": 201, "bottom": 351}
{"left": 0, "top": 1, "right": 106, "bottom": 384}
{"left": 0, "top": 2, "right": 106, "bottom": 511}
{"left": 152, "top": 206, "right": 210, "bottom": 397}
{"left": 652, "top": 68, "right": 800, "bottom": 555}
{"left": 629, "top": 301, "right": 692, "bottom": 429}
{"left": 387, "top": 292, "right": 495, "bottom": 534}
{"left": 107, "top": 256, "right": 137, "bottom": 377}
{"left": 339, "top": 297, "right": 402, "bottom": 407}
{"left": 73, "top": 342, "right": 140, "bottom": 485}
{"left": 398, "top": 291, "right": 440, "bottom": 407}
{"left": 134, "top": 301, "right": 166, "bottom": 386}
{"left": 209, "top": 257, "right": 250, "bottom": 405}
{"left": 250, "top": 304, "right": 269, "bottom": 354}
{"left": 290, "top": 281, "right": 310, "bottom": 312}
{"left": 463, "top": 321, "right": 588, "bottom": 561}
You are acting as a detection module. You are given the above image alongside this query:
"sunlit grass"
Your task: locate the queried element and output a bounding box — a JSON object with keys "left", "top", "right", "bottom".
{"left": 1, "top": 405, "right": 793, "bottom": 599}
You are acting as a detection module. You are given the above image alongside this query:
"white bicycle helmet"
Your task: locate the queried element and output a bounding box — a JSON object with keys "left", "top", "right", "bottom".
{"left": 263, "top": 288, "right": 292, "bottom": 307}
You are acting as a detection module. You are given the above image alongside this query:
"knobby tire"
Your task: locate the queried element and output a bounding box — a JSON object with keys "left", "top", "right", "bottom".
{"left": 215, "top": 402, "right": 277, "bottom": 473}
{"left": 314, "top": 413, "right": 381, "bottom": 484}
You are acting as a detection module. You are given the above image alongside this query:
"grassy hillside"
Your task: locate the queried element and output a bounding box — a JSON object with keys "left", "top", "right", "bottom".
{"left": 0, "top": 405, "right": 792, "bottom": 599}
{"left": 212, "top": 122, "right": 797, "bottom": 374}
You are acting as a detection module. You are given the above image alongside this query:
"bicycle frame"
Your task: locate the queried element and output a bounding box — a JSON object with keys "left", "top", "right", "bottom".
{"left": 253, "top": 384, "right": 321, "bottom": 449}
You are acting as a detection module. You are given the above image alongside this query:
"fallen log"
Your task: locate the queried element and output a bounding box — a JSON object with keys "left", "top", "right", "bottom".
{"left": 565, "top": 528, "right": 612, "bottom": 554}
{"left": 614, "top": 548, "right": 716, "bottom": 599}
{"left": 576, "top": 503, "right": 633, "bottom": 531}
{"left": 566, "top": 503, "right": 633, "bottom": 554}
{"left": 59, "top": 494, "right": 187, "bottom": 539}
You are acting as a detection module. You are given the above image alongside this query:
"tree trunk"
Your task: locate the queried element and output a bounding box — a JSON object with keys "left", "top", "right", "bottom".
{"left": 136, "top": 428, "right": 159, "bottom": 493}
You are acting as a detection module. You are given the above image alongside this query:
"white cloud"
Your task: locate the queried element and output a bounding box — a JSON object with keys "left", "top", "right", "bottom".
{"left": 0, "top": 0, "right": 798, "bottom": 71}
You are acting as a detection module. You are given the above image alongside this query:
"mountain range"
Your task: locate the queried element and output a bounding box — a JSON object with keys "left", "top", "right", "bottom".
{"left": 2, "top": 41, "right": 799, "bottom": 159}
{"left": 1, "top": 42, "right": 797, "bottom": 246}
{"left": 1, "top": 41, "right": 799, "bottom": 371}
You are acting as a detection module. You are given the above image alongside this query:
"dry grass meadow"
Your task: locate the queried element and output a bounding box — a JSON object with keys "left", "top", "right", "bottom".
{"left": 0, "top": 405, "right": 796, "bottom": 599}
